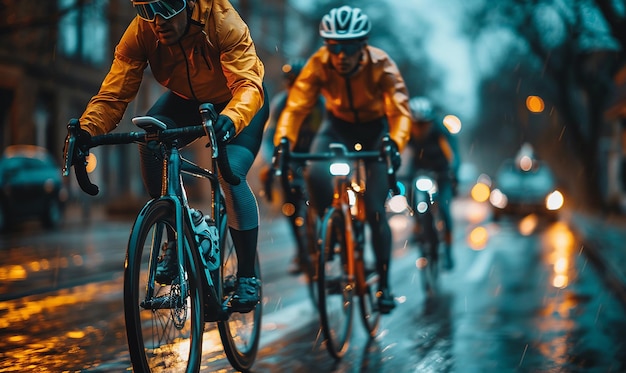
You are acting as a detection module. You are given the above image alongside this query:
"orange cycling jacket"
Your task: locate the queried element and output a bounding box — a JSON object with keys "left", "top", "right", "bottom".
{"left": 273, "top": 45, "right": 412, "bottom": 151}
{"left": 80, "top": 0, "right": 265, "bottom": 137}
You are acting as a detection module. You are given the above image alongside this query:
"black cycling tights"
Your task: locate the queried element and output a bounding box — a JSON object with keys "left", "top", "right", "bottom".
{"left": 305, "top": 115, "right": 392, "bottom": 288}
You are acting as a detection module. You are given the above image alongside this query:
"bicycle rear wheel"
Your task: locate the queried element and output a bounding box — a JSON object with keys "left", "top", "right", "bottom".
{"left": 124, "top": 199, "right": 204, "bottom": 373}
{"left": 353, "top": 221, "right": 381, "bottom": 336}
{"left": 317, "top": 207, "right": 353, "bottom": 359}
{"left": 216, "top": 207, "right": 262, "bottom": 372}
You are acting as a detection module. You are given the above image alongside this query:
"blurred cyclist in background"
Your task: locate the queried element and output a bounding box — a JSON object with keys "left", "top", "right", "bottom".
{"left": 273, "top": 5, "right": 414, "bottom": 313}
{"left": 406, "top": 96, "right": 460, "bottom": 271}
{"left": 260, "top": 60, "right": 325, "bottom": 274}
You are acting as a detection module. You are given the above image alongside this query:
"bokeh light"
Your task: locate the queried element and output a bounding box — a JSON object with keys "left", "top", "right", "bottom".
{"left": 526, "top": 95, "right": 545, "bottom": 113}
{"left": 443, "top": 114, "right": 462, "bottom": 134}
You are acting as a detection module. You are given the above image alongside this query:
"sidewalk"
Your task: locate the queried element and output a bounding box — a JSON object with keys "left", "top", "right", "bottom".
{"left": 568, "top": 211, "right": 626, "bottom": 307}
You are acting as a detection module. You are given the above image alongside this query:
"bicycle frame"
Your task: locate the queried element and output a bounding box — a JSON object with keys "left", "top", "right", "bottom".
{"left": 327, "top": 153, "right": 367, "bottom": 289}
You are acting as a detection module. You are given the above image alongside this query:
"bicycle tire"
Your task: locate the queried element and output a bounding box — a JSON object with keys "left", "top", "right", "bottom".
{"left": 300, "top": 204, "right": 320, "bottom": 309}
{"left": 216, "top": 205, "right": 262, "bottom": 372}
{"left": 124, "top": 199, "right": 204, "bottom": 373}
{"left": 317, "top": 207, "right": 353, "bottom": 359}
{"left": 353, "top": 221, "right": 381, "bottom": 336}
{"left": 416, "top": 211, "right": 440, "bottom": 296}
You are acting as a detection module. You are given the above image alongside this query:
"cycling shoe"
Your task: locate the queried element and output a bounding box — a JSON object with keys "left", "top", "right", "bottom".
{"left": 228, "top": 277, "right": 261, "bottom": 313}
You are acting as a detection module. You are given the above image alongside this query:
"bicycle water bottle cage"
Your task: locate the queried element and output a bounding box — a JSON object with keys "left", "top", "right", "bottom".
{"left": 132, "top": 116, "right": 168, "bottom": 133}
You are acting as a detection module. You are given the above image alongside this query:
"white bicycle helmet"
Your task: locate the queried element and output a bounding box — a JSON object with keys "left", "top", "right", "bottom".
{"left": 319, "top": 6, "right": 371, "bottom": 40}
{"left": 409, "top": 96, "right": 436, "bottom": 123}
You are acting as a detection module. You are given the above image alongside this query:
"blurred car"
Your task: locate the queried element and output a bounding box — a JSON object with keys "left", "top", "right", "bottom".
{"left": 488, "top": 144, "right": 564, "bottom": 220}
{"left": 0, "top": 145, "right": 68, "bottom": 231}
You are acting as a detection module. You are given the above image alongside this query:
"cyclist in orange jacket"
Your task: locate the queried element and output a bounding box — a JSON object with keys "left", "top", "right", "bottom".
{"left": 273, "top": 5, "right": 414, "bottom": 313}
{"left": 75, "top": 0, "right": 268, "bottom": 313}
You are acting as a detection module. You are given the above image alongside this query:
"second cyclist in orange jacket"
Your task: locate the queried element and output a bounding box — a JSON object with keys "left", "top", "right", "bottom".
{"left": 274, "top": 5, "right": 415, "bottom": 313}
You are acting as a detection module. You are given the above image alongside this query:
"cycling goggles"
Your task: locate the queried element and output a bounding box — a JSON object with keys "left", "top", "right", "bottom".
{"left": 133, "top": 0, "right": 186, "bottom": 22}
{"left": 325, "top": 42, "right": 363, "bottom": 56}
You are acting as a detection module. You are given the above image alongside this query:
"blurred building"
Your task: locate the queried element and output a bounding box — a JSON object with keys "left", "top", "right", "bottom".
{"left": 604, "top": 64, "right": 626, "bottom": 212}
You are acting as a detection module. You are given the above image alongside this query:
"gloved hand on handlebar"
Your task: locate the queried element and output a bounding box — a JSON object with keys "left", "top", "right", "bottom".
{"left": 64, "top": 123, "right": 92, "bottom": 168}
{"left": 215, "top": 114, "right": 235, "bottom": 143}
{"left": 76, "top": 127, "right": 92, "bottom": 153}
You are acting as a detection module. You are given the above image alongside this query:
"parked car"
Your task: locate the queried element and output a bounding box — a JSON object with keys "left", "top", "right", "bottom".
{"left": 489, "top": 144, "right": 564, "bottom": 220}
{"left": 0, "top": 145, "right": 68, "bottom": 231}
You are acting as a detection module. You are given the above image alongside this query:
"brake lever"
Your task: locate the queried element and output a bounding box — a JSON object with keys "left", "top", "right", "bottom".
{"left": 62, "top": 118, "right": 99, "bottom": 195}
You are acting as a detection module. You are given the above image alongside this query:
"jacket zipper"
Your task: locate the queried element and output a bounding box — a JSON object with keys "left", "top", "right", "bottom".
{"left": 179, "top": 41, "right": 199, "bottom": 101}
{"left": 344, "top": 76, "right": 360, "bottom": 124}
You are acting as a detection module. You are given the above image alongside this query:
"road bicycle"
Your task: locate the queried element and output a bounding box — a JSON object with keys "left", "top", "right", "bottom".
{"left": 62, "top": 103, "right": 262, "bottom": 372}
{"left": 407, "top": 170, "right": 443, "bottom": 296}
{"left": 273, "top": 136, "right": 399, "bottom": 359}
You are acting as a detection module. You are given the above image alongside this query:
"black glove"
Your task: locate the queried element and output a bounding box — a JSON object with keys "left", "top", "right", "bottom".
{"left": 389, "top": 140, "right": 401, "bottom": 171}
{"left": 76, "top": 127, "right": 92, "bottom": 153}
{"left": 65, "top": 125, "right": 91, "bottom": 168}
{"left": 215, "top": 114, "right": 235, "bottom": 143}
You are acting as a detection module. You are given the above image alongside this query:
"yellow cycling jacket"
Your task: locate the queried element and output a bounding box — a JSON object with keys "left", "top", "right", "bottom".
{"left": 273, "top": 45, "right": 412, "bottom": 151}
{"left": 80, "top": 0, "right": 264, "bottom": 136}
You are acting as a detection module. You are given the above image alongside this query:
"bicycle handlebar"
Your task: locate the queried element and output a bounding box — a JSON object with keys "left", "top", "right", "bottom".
{"left": 63, "top": 103, "right": 240, "bottom": 196}
{"left": 272, "top": 136, "right": 400, "bottom": 195}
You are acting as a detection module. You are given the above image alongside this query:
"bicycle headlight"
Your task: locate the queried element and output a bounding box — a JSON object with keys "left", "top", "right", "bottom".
{"left": 415, "top": 176, "right": 436, "bottom": 193}
{"left": 330, "top": 162, "right": 350, "bottom": 176}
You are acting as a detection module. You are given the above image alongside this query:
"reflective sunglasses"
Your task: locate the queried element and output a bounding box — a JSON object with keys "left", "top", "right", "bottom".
{"left": 133, "top": 0, "right": 186, "bottom": 22}
{"left": 325, "top": 42, "right": 363, "bottom": 56}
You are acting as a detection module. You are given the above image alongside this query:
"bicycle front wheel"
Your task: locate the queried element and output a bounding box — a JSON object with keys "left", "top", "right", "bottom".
{"left": 353, "top": 221, "right": 381, "bottom": 336}
{"left": 302, "top": 204, "right": 320, "bottom": 309}
{"left": 416, "top": 211, "right": 440, "bottom": 296}
{"left": 216, "top": 207, "right": 262, "bottom": 372}
{"left": 317, "top": 207, "right": 353, "bottom": 360}
{"left": 124, "top": 199, "right": 204, "bottom": 373}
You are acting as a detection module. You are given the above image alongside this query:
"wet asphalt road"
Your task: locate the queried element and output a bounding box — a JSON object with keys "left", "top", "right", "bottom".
{"left": 1, "top": 198, "right": 625, "bottom": 372}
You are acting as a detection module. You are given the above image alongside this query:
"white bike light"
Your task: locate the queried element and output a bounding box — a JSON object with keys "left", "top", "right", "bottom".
{"left": 416, "top": 201, "right": 429, "bottom": 213}
{"left": 415, "top": 176, "right": 435, "bottom": 192}
{"left": 330, "top": 162, "right": 350, "bottom": 176}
